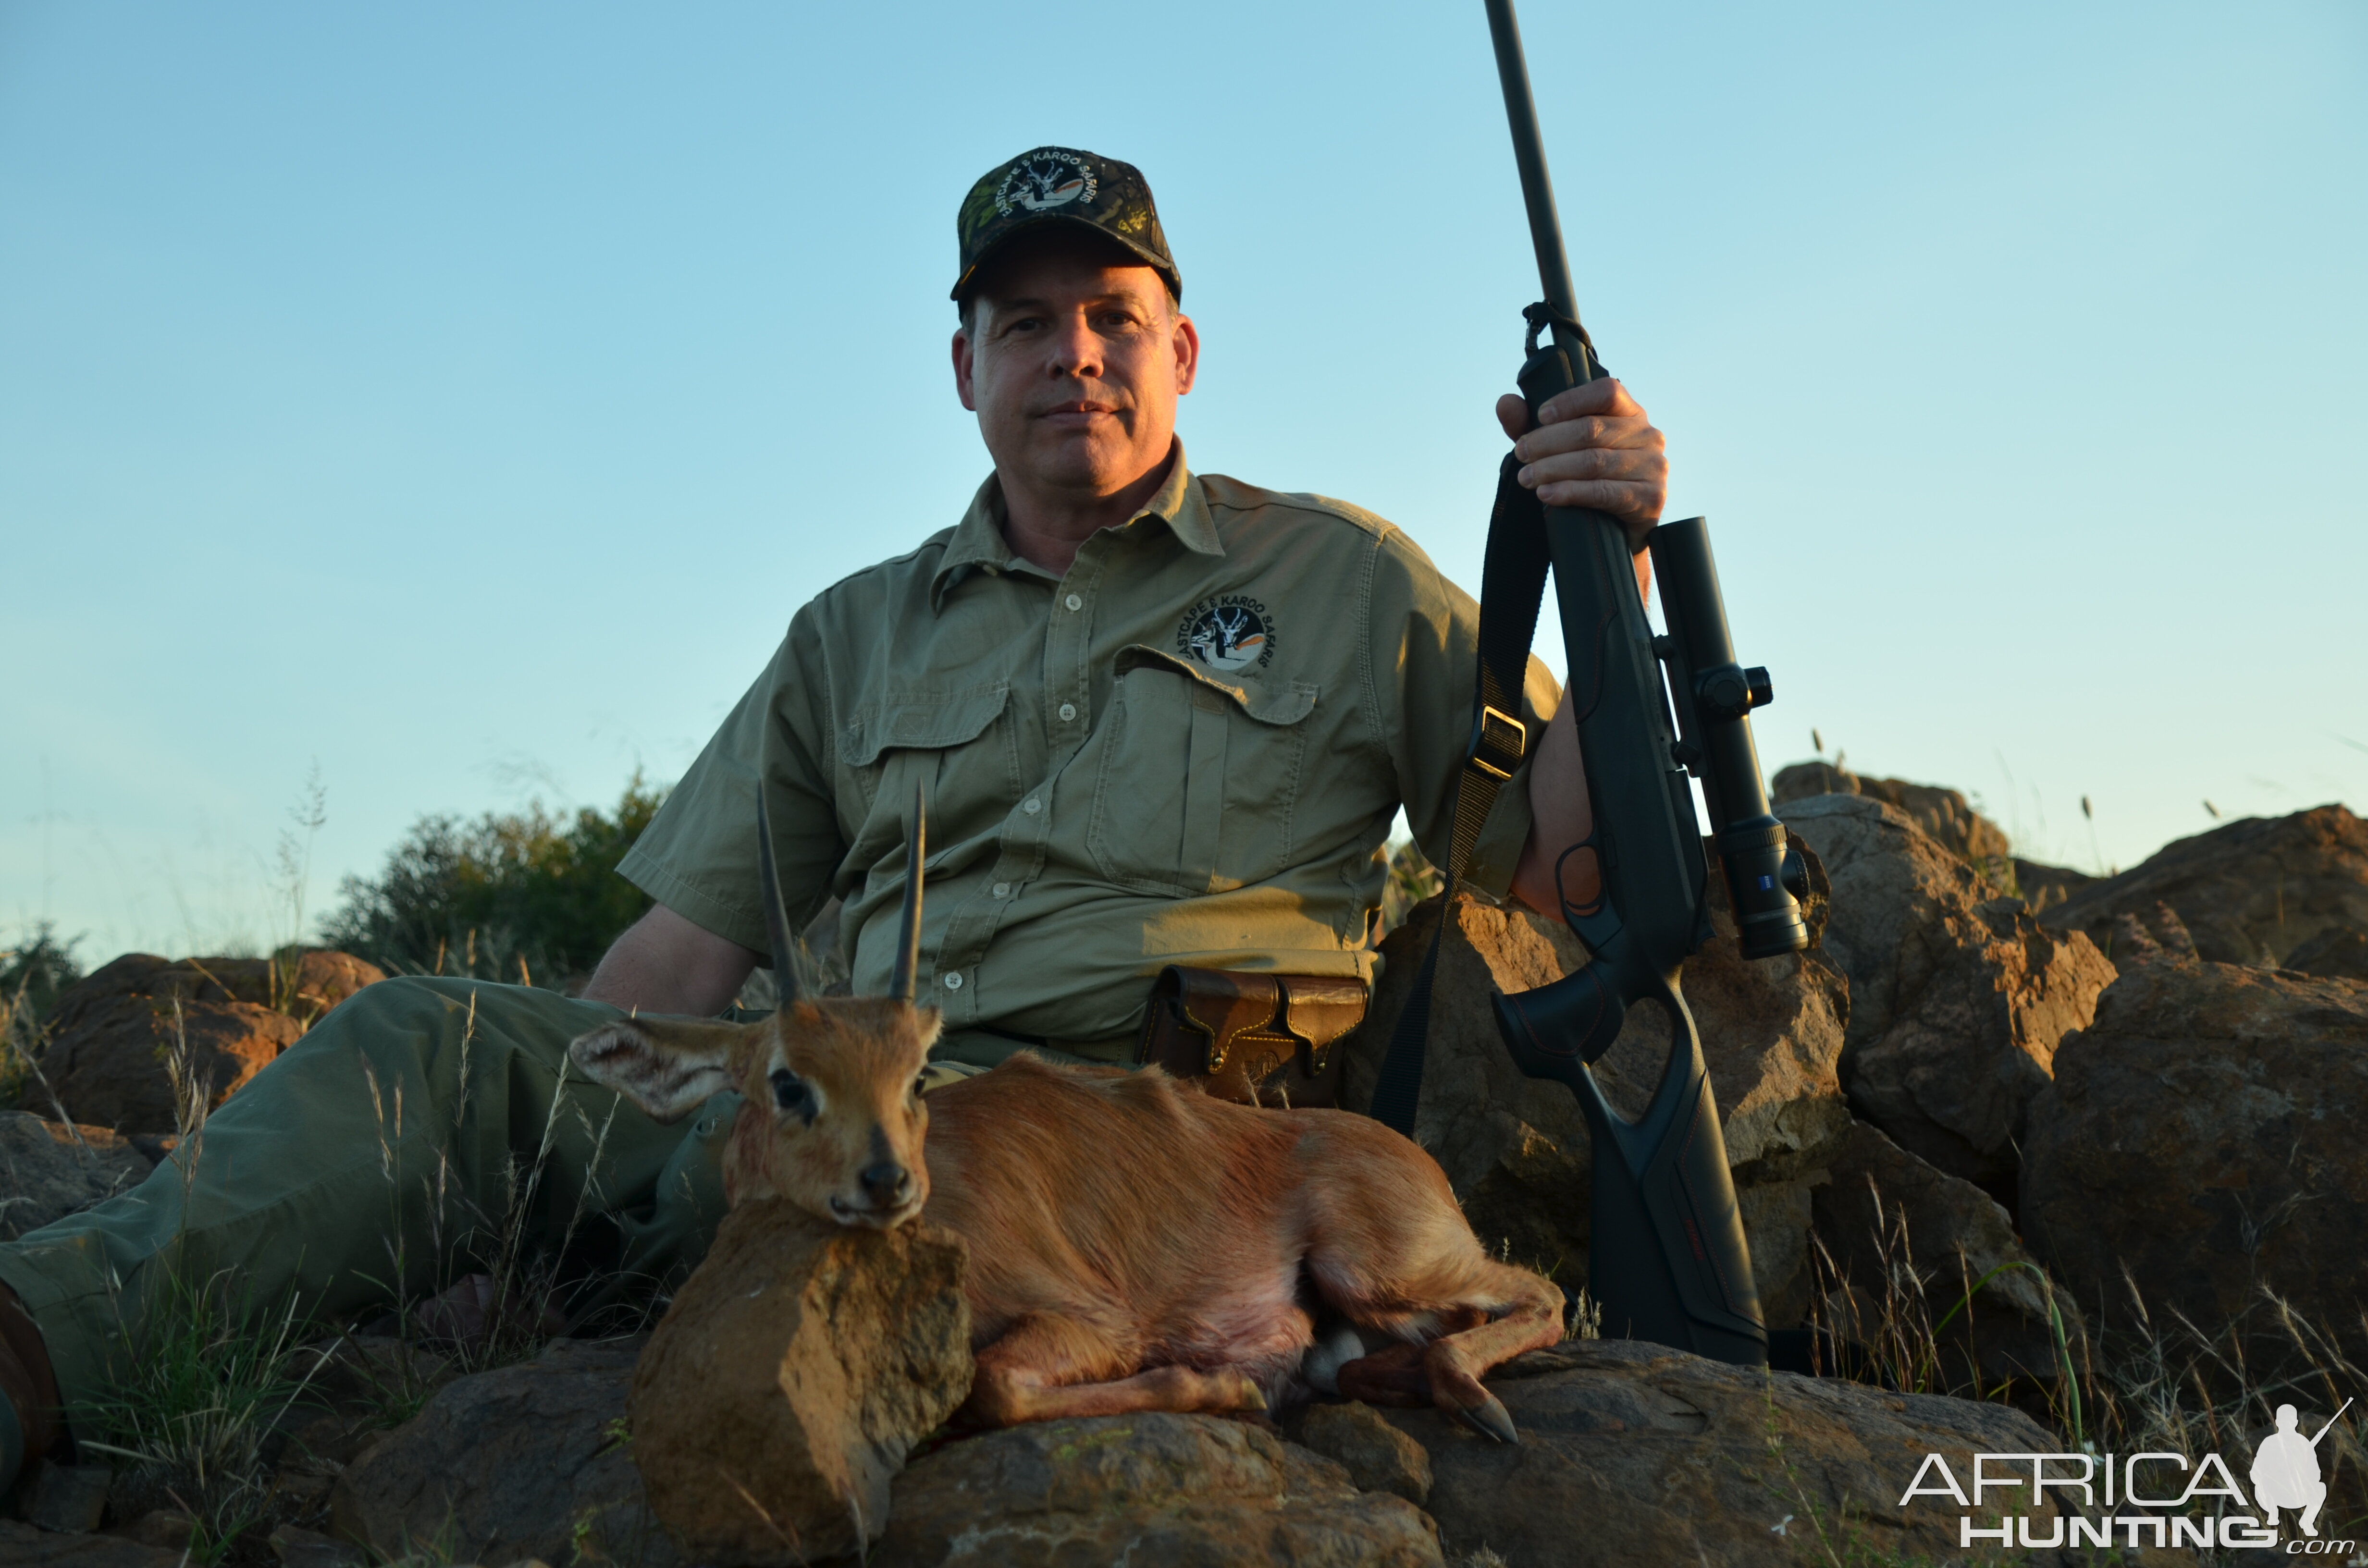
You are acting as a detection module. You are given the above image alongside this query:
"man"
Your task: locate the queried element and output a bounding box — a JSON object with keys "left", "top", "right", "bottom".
{"left": 0, "top": 147, "right": 1665, "bottom": 1483}
{"left": 2252, "top": 1402, "right": 2338, "bottom": 1536}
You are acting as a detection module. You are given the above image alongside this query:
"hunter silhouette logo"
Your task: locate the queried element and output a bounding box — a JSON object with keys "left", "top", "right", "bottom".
{"left": 2256, "top": 1399, "right": 2351, "bottom": 1537}
{"left": 1178, "top": 595, "right": 1276, "bottom": 674}
{"left": 1896, "top": 1396, "right": 2358, "bottom": 1554}
{"left": 996, "top": 151, "right": 1097, "bottom": 216}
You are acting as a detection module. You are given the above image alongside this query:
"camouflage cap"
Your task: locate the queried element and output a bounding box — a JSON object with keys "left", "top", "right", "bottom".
{"left": 951, "top": 146, "right": 1180, "bottom": 304}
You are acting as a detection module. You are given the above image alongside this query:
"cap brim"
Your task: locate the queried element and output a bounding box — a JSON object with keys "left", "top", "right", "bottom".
{"left": 950, "top": 213, "right": 1180, "bottom": 303}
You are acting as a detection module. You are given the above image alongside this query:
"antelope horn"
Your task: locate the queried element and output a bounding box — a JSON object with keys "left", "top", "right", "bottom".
{"left": 756, "top": 793, "right": 799, "bottom": 1009}
{"left": 888, "top": 781, "right": 926, "bottom": 1004}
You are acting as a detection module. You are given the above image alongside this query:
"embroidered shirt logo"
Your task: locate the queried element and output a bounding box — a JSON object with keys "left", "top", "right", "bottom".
{"left": 996, "top": 151, "right": 1097, "bottom": 215}
{"left": 1178, "top": 595, "right": 1276, "bottom": 674}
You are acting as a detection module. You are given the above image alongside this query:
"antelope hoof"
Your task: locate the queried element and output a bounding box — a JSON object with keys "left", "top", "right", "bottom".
{"left": 1335, "top": 1342, "right": 1431, "bottom": 1408}
{"left": 1453, "top": 1389, "right": 1520, "bottom": 1445}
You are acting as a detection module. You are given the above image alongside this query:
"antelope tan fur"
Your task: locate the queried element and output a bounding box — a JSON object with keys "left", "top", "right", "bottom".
{"left": 568, "top": 789, "right": 1565, "bottom": 1437}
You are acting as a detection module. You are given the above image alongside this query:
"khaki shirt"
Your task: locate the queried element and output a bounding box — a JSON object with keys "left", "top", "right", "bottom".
{"left": 618, "top": 445, "right": 1557, "bottom": 1052}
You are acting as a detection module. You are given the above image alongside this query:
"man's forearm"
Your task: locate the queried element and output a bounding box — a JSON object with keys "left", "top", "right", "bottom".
{"left": 1507, "top": 551, "right": 1651, "bottom": 919}
{"left": 582, "top": 903, "right": 762, "bottom": 1017}
{"left": 1511, "top": 690, "right": 1599, "bottom": 919}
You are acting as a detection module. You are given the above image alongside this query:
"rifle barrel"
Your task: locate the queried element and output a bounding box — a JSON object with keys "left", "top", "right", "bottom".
{"left": 1483, "top": 0, "right": 1585, "bottom": 342}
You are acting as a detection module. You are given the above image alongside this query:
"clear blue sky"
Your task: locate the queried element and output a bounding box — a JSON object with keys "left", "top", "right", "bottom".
{"left": 4, "top": 1, "right": 2363, "bottom": 960}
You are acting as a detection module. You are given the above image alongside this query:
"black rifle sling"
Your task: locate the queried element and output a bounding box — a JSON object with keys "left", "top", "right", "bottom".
{"left": 1369, "top": 452, "right": 1552, "bottom": 1137}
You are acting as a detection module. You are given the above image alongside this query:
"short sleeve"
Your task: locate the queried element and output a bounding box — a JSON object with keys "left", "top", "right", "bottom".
{"left": 616, "top": 609, "right": 844, "bottom": 961}
{"left": 1368, "top": 531, "right": 1560, "bottom": 898}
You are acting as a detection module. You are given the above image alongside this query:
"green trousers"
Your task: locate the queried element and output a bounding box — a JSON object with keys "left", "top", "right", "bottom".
{"left": 0, "top": 978, "right": 737, "bottom": 1415}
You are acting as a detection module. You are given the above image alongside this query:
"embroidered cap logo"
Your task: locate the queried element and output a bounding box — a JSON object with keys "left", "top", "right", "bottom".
{"left": 996, "top": 151, "right": 1098, "bottom": 216}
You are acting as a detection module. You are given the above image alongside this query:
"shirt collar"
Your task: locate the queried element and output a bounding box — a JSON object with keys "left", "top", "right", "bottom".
{"left": 930, "top": 440, "right": 1221, "bottom": 611}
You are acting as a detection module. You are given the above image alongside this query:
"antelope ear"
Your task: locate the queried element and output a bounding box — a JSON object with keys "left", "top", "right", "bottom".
{"left": 570, "top": 1017, "right": 743, "bottom": 1123}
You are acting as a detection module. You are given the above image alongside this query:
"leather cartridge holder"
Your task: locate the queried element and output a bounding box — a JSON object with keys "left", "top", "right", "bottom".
{"left": 1133, "top": 966, "right": 1369, "bottom": 1108}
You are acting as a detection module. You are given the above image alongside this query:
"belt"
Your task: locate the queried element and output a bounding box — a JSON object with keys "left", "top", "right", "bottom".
{"left": 973, "top": 1023, "right": 1137, "bottom": 1065}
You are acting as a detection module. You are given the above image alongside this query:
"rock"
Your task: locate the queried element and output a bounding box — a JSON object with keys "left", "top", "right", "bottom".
{"left": 1340, "top": 834, "right": 1851, "bottom": 1328}
{"left": 2285, "top": 921, "right": 2368, "bottom": 982}
{"left": 1784, "top": 795, "right": 2116, "bottom": 1189}
{"left": 106, "top": 1512, "right": 192, "bottom": 1552}
{"left": 329, "top": 1338, "right": 678, "bottom": 1568}
{"left": 2042, "top": 804, "right": 2368, "bottom": 968}
{"left": 266, "top": 1524, "right": 363, "bottom": 1568}
{"left": 1373, "top": 1337, "right": 2199, "bottom": 1568}
{"left": 37, "top": 994, "right": 303, "bottom": 1135}
{"left": 0, "top": 1111, "right": 154, "bottom": 1239}
{"left": 2021, "top": 957, "right": 2368, "bottom": 1371}
{"left": 29, "top": 950, "right": 385, "bottom": 1135}
{"left": 23, "top": 1461, "right": 112, "bottom": 1533}
{"left": 0, "top": 1521, "right": 190, "bottom": 1568}
{"left": 1294, "top": 1399, "right": 1433, "bottom": 1504}
{"left": 285, "top": 1336, "right": 458, "bottom": 1470}
{"left": 627, "top": 1201, "right": 972, "bottom": 1566}
{"left": 2010, "top": 858, "right": 2095, "bottom": 915}
{"left": 1772, "top": 762, "right": 2013, "bottom": 878}
{"left": 45, "top": 951, "right": 385, "bottom": 1026}
{"left": 874, "top": 1412, "right": 1444, "bottom": 1568}
{"left": 1810, "top": 1120, "right": 2085, "bottom": 1388}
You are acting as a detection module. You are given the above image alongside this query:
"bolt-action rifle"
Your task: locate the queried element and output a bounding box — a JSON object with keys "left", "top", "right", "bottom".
{"left": 1369, "top": 0, "right": 1810, "bottom": 1367}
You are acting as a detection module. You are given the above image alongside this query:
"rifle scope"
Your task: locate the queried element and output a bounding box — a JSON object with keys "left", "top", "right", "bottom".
{"left": 1650, "top": 523, "right": 1811, "bottom": 960}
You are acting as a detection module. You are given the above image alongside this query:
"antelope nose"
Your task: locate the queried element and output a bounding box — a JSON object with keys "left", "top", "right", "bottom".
{"left": 860, "top": 1162, "right": 912, "bottom": 1205}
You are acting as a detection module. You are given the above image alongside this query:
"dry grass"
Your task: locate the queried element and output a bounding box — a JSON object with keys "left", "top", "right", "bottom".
{"left": 71, "top": 985, "right": 659, "bottom": 1565}
{"left": 0, "top": 923, "right": 81, "bottom": 1112}
{"left": 1803, "top": 1185, "right": 2368, "bottom": 1557}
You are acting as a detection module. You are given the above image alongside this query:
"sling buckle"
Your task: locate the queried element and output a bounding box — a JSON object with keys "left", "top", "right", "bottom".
{"left": 1470, "top": 704, "right": 1528, "bottom": 781}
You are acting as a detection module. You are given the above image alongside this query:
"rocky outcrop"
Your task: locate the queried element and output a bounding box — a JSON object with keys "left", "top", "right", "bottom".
{"left": 1783, "top": 795, "right": 2116, "bottom": 1188}
{"left": 23, "top": 1460, "right": 113, "bottom": 1532}
{"left": 627, "top": 1201, "right": 973, "bottom": 1566}
{"left": 2021, "top": 957, "right": 2368, "bottom": 1367}
{"left": 875, "top": 1412, "right": 1444, "bottom": 1568}
{"left": 1811, "top": 1120, "right": 2084, "bottom": 1388}
{"left": 45, "top": 951, "right": 384, "bottom": 1025}
{"left": 0, "top": 1111, "right": 154, "bottom": 1239}
{"left": 39, "top": 995, "right": 301, "bottom": 1135}
{"left": 328, "top": 1338, "right": 678, "bottom": 1568}
{"left": 1772, "top": 761, "right": 2012, "bottom": 877}
{"left": 0, "top": 1521, "right": 189, "bottom": 1568}
{"left": 1293, "top": 1399, "right": 1434, "bottom": 1504}
{"left": 2042, "top": 804, "right": 2368, "bottom": 968}
{"left": 1341, "top": 835, "right": 1850, "bottom": 1327}
{"left": 2010, "top": 858, "right": 2096, "bottom": 915}
{"left": 1369, "top": 1336, "right": 2186, "bottom": 1568}
{"left": 30, "top": 951, "right": 382, "bottom": 1135}
{"left": 2286, "top": 921, "right": 2368, "bottom": 981}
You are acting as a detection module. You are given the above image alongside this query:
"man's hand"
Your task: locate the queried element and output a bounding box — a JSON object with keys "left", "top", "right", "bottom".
{"left": 1494, "top": 378, "right": 1667, "bottom": 551}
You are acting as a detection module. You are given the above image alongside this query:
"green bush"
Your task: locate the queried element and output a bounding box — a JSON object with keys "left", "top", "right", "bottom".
{"left": 321, "top": 775, "right": 666, "bottom": 984}
{"left": 2, "top": 922, "right": 85, "bottom": 1107}
{"left": 1, "top": 921, "right": 84, "bottom": 1024}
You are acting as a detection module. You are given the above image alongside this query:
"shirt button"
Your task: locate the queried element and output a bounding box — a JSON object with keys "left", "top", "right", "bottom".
{"left": 943, "top": 972, "right": 963, "bottom": 992}
{"left": 1058, "top": 702, "right": 1077, "bottom": 722}
{"left": 991, "top": 882, "right": 1011, "bottom": 898}
{"left": 1065, "top": 593, "right": 1082, "bottom": 612}
{"left": 1023, "top": 797, "right": 1041, "bottom": 815}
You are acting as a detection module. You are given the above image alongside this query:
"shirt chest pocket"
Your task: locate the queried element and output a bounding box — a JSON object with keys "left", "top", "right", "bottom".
{"left": 843, "top": 683, "right": 1019, "bottom": 850}
{"left": 1083, "top": 649, "right": 1319, "bottom": 897}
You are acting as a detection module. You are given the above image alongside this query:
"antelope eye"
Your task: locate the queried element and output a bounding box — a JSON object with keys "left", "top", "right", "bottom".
{"left": 913, "top": 1074, "right": 927, "bottom": 1098}
{"left": 769, "top": 1068, "right": 809, "bottom": 1114}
